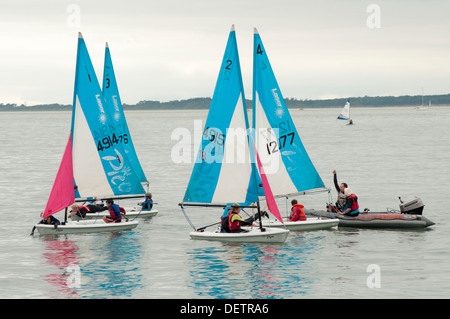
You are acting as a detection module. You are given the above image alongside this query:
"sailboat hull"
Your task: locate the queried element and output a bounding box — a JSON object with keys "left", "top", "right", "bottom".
{"left": 36, "top": 220, "right": 139, "bottom": 235}
{"left": 262, "top": 217, "right": 338, "bottom": 231}
{"left": 70, "top": 208, "right": 158, "bottom": 221}
{"left": 189, "top": 227, "right": 289, "bottom": 243}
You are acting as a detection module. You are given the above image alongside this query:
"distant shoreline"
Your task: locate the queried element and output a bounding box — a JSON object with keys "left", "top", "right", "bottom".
{"left": 1, "top": 94, "right": 449, "bottom": 112}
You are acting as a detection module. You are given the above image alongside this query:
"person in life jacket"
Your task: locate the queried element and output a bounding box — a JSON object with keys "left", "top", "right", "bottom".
{"left": 70, "top": 203, "right": 107, "bottom": 218}
{"left": 138, "top": 192, "right": 153, "bottom": 211}
{"left": 338, "top": 188, "right": 359, "bottom": 217}
{"left": 221, "top": 203, "right": 255, "bottom": 233}
{"left": 333, "top": 170, "right": 348, "bottom": 210}
{"left": 290, "top": 199, "right": 307, "bottom": 222}
{"left": 103, "top": 199, "right": 123, "bottom": 223}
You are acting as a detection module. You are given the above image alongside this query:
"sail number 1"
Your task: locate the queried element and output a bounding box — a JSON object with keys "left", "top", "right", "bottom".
{"left": 97, "top": 133, "right": 128, "bottom": 151}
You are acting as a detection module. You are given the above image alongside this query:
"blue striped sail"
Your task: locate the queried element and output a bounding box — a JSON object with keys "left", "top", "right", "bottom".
{"left": 102, "top": 43, "right": 148, "bottom": 187}
{"left": 182, "top": 25, "right": 259, "bottom": 205}
{"left": 71, "top": 33, "right": 145, "bottom": 198}
{"left": 252, "top": 28, "right": 326, "bottom": 197}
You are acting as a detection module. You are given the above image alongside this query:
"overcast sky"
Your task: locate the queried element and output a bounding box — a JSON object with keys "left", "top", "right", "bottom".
{"left": 1, "top": 0, "right": 450, "bottom": 105}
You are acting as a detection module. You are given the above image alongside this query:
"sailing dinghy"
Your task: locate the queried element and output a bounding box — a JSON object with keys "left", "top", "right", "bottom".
{"left": 179, "top": 25, "right": 289, "bottom": 243}
{"left": 71, "top": 42, "right": 158, "bottom": 221}
{"left": 252, "top": 28, "right": 338, "bottom": 232}
{"left": 337, "top": 99, "right": 352, "bottom": 125}
{"left": 35, "top": 33, "right": 143, "bottom": 235}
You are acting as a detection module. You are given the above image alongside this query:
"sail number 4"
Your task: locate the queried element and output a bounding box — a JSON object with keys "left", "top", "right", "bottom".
{"left": 97, "top": 133, "right": 128, "bottom": 151}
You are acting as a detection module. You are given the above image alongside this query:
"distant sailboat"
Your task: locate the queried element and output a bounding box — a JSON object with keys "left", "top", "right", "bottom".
{"left": 179, "top": 25, "right": 289, "bottom": 243}
{"left": 337, "top": 99, "right": 353, "bottom": 124}
{"left": 415, "top": 89, "right": 428, "bottom": 110}
{"left": 35, "top": 33, "right": 143, "bottom": 235}
{"left": 252, "top": 28, "right": 338, "bottom": 231}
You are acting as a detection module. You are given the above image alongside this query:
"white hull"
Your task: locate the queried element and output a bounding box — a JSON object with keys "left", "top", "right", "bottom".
{"left": 189, "top": 227, "right": 289, "bottom": 243}
{"left": 70, "top": 208, "right": 158, "bottom": 221}
{"left": 36, "top": 220, "right": 139, "bottom": 235}
{"left": 262, "top": 217, "right": 339, "bottom": 231}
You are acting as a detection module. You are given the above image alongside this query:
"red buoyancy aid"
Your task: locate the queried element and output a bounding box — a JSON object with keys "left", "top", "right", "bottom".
{"left": 349, "top": 194, "right": 359, "bottom": 211}
{"left": 291, "top": 204, "right": 306, "bottom": 221}
{"left": 79, "top": 205, "right": 90, "bottom": 212}
{"left": 228, "top": 212, "right": 242, "bottom": 231}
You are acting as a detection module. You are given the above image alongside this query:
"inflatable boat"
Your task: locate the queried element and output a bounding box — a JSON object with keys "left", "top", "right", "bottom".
{"left": 305, "top": 197, "right": 435, "bottom": 229}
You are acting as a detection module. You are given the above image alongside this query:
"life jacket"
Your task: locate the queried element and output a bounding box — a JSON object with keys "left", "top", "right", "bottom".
{"left": 291, "top": 204, "right": 306, "bottom": 221}
{"left": 109, "top": 204, "right": 122, "bottom": 220}
{"left": 79, "top": 205, "right": 90, "bottom": 212}
{"left": 142, "top": 198, "right": 153, "bottom": 211}
{"left": 228, "top": 212, "right": 241, "bottom": 231}
{"left": 349, "top": 194, "right": 359, "bottom": 211}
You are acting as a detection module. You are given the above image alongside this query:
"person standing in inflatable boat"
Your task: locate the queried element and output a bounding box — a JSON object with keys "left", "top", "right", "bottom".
{"left": 338, "top": 188, "right": 360, "bottom": 217}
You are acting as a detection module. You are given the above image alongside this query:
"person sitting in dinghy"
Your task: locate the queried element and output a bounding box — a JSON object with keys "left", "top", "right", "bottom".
{"left": 30, "top": 213, "right": 60, "bottom": 235}
{"left": 290, "top": 199, "right": 307, "bottom": 221}
{"left": 221, "top": 203, "right": 256, "bottom": 233}
{"left": 103, "top": 199, "right": 123, "bottom": 223}
{"left": 138, "top": 193, "right": 153, "bottom": 211}
{"left": 338, "top": 188, "right": 360, "bottom": 217}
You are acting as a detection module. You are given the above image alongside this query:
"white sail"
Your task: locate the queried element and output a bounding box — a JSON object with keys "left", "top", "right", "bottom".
{"left": 337, "top": 99, "right": 351, "bottom": 121}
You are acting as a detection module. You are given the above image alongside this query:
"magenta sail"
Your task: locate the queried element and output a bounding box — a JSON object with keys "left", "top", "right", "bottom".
{"left": 252, "top": 140, "right": 284, "bottom": 224}
{"left": 43, "top": 134, "right": 75, "bottom": 218}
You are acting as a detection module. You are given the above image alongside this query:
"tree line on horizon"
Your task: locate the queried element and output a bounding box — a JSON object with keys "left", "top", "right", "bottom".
{"left": 1, "top": 94, "right": 449, "bottom": 111}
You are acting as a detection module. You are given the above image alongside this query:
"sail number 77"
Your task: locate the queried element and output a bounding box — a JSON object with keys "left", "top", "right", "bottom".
{"left": 266, "top": 132, "right": 295, "bottom": 155}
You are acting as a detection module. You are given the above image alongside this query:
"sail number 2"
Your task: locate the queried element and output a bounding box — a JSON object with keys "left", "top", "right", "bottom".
{"left": 97, "top": 133, "right": 128, "bottom": 151}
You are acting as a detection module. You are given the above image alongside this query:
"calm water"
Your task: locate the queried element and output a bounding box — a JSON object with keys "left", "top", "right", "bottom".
{"left": 0, "top": 106, "right": 449, "bottom": 299}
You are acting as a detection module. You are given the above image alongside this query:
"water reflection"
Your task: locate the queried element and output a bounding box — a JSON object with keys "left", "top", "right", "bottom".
{"left": 40, "top": 231, "right": 143, "bottom": 298}
{"left": 187, "top": 234, "right": 321, "bottom": 298}
{"left": 81, "top": 232, "right": 144, "bottom": 298}
{"left": 41, "top": 236, "right": 80, "bottom": 297}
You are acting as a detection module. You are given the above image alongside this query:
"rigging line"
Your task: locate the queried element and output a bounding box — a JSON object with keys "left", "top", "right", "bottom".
{"left": 131, "top": 209, "right": 142, "bottom": 221}
{"left": 180, "top": 205, "right": 196, "bottom": 231}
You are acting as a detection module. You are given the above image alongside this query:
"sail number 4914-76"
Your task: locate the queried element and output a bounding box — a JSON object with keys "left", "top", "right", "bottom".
{"left": 97, "top": 133, "right": 128, "bottom": 151}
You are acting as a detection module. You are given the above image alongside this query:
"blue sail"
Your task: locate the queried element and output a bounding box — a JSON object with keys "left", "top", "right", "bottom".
{"left": 183, "top": 25, "right": 258, "bottom": 205}
{"left": 71, "top": 33, "right": 145, "bottom": 198}
{"left": 102, "top": 43, "right": 148, "bottom": 187}
{"left": 252, "top": 28, "right": 326, "bottom": 196}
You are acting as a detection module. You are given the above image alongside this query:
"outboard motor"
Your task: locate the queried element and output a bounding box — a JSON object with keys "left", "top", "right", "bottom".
{"left": 398, "top": 197, "right": 424, "bottom": 215}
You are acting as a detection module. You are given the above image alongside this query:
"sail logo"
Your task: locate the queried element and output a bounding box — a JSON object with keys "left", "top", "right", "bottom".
{"left": 271, "top": 89, "right": 282, "bottom": 107}
{"left": 102, "top": 149, "right": 132, "bottom": 192}
{"left": 271, "top": 89, "right": 285, "bottom": 118}
{"left": 95, "top": 94, "right": 107, "bottom": 124}
{"left": 111, "top": 95, "right": 121, "bottom": 121}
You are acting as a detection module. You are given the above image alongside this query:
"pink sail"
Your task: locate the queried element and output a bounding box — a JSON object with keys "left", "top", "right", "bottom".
{"left": 43, "top": 134, "right": 75, "bottom": 218}
{"left": 252, "top": 140, "right": 284, "bottom": 224}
